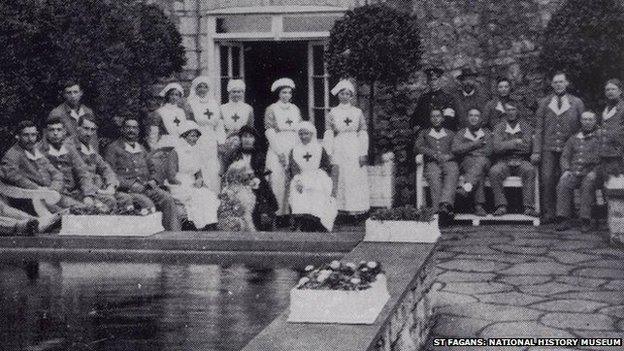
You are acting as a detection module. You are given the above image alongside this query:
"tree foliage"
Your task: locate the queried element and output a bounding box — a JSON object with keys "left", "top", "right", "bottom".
{"left": 326, "top": 4, "right": 421, "bottom": 86}
{"left": 0, "top": 0, "right": 185, "bottom": 149}
{"left": 539, "top": 0, "right": 624, "bottom": 107}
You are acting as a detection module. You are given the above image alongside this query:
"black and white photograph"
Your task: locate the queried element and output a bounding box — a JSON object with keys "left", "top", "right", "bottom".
{"left": 0, "top": 0, "right": 623, "bottom": 350}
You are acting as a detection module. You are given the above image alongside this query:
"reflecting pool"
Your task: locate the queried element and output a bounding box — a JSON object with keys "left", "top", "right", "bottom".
{"left": 0, "top": 255, "right": 332, "bottom": 351}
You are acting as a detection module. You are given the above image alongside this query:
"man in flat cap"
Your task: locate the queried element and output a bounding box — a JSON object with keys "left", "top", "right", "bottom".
{"left": 453, "top": 68, "right": 488, "bottom": 129}
{"left": 411, "top": 67, "right": 459, "bottom": 132}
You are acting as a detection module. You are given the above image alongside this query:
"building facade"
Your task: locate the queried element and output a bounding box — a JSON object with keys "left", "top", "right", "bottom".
{"left": 146, "top": 0, "right": 402, "bottom": 132}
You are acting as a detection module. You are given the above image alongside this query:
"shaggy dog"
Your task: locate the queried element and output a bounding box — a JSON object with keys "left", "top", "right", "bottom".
{"left": 217, "top": 160, "right": 258, "bottom": 231}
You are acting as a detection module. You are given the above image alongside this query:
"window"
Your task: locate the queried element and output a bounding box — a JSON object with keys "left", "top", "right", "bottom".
{"left": 308, "top": 42, "right": 338, "bottom": 136}
{"left": 219, "top": 44, "right": 245, "bottom": 102}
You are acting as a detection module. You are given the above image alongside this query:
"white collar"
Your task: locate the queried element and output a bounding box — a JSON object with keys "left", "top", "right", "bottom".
{"left": 124, "top": 141, "right": 143, "bottom": 153}
{"left": 603, "top": 105, "right": 618, "bottom": 121}
{"left": 80, "top": 142, "right": 95, "bottom": 155}
{"left": 576, "top": 131, "right": 595, "bottom": 139}
{"left": 495, "top": 101, "right": 506, "bottom": 113}
{"left": 276, "top": 101, "right": 292, "bottom": 109}
{"left": 69, "top": 106, "right": 86, "bottom": 121}
{"left": 548, "top": 94, "right": 571, "bottom": 115}
{"left": 505, "top": 122, "right": 522, "bottom": 134}
{"left": 25, "top": 148, "right": 44, "bottom": 161}
{"left": 462, "top": 89, "right": 475, "bottom": 97}
{"left": 47, "top": 143, "right": 68, "bottom": 157}
{"left": 464, "top": 128, "right": 485, "bottom": 141}
{"left": 428, "top": 128, "right": 447, "bottom": 139}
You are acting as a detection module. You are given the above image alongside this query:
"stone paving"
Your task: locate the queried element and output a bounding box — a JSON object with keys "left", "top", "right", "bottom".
{"left": 425, "top": 225, "right": 624, "bottom": 350}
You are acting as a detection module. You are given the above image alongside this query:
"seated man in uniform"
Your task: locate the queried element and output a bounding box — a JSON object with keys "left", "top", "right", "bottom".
{"left": 489, "top": 103, "right": 539, "bottom": 217}
{"left": 415, "top": 109, "right": 459, "bottom": 218}
{"left": 74, "top": 114, "right": 156, "bottom": 213}
{"left": 1, "top": 121, "right": 81, "bottom": 211}
{"left": 556, "top": 111, "right": 602, "bottom": 232}
{"left": 40, "top": 118, "right": 109, "bottom": 212}
{"left": 105, "top": 117, "right": 182, "bottom": 231}
{"left": 452, "top": 108, "right": 492, "bottom": 216}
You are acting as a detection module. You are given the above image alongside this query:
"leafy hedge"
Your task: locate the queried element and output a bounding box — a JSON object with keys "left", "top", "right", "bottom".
{"left": 0, "top": 0, "right": 185, "bottom": 153}
{"left": 539, "top": 0, "right": 624, "bottom": 108}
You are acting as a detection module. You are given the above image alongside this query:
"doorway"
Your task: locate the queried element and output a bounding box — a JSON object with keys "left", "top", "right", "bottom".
{"left": 243, "top": 41, "right": 309, "bottom": 132}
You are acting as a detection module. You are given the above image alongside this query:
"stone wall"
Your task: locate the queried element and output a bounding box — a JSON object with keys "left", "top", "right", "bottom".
{"left": 372, "top": 246, "right": 436, "bottom": 351}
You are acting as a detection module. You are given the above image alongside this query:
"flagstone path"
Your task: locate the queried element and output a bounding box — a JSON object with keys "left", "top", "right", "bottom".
{"left": 426, "top": 225, "right": 624, "bottom": 350}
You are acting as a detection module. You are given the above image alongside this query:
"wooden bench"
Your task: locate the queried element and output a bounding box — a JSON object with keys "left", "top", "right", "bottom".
{"left": 0, "top": 182, "right": 61, "bottom": 218}
{"left": 415, "top": 154, "right": 540, "bottom": 226}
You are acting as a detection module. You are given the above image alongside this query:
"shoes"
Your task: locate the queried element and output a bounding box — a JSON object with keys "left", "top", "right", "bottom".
{"left": 556, "top": 218, "right": 572, "bottom": 231}
{"left": 14, "top": 219, "right": 38, "bottom": 237}
{"left": 541, "top": 217, "right": 557, "bottom": 225}
{"left": 38, "top": 213, "right": 62, "bottom": 233}
{"left": 580, "top": 219, "right": 592, "bottom": 233}
{"left": 523, "top": 207, "right": 539, "bottom": 217}
{"left": 493, "top": 206, "right": 507, "bottom": 216}
{"left": 475, "top": 205, "right": 487, "bottom": 217}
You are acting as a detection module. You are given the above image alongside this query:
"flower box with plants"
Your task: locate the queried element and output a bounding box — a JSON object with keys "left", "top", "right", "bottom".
{"left": 288, "top": 260, "right": 390, "bottom": 324}
{"left": 364, "top": 206, "right": 439, "bottom": 243}
{"left": 60, "top": 205, "right": 164, "bottom": 236}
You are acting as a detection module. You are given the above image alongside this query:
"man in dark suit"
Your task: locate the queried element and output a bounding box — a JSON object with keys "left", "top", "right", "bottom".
{"left": 411, "top": 67, "right": 458, "bottom": 132}
{"left": 533, "top": 72, "right": 585, "bottom": 224}
{"left": 453, "top": 68, "right": 488, "bottom": 129}
{"left": 104, "top": 117, "right": 181, "bottom": 231}
{"left": 482, "top": 77, "right": 520, "bottom": 129}
{"left": 489, "top": 103, "right": 538, "bottom": 216}
{"left": 47, "top": 79, "right": 97, "bottom": 148}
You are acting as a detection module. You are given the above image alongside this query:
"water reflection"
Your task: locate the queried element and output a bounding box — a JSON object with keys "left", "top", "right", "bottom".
{"left": 0, "top": 257, "right": 330, "bottom": 350}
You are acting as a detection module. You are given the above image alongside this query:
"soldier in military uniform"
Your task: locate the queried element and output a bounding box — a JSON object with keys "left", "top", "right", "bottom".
{"left": 1, "top": 121, "right": 81, "bottom": 211}
{"left": 411, "top": 67, "right": 458, "bottom": 132}
{"left": 74, "top": 114, "right": 156, "bottom": 213}
{"left": 453, "top": 68, "right": 488, "bottom": 129}
{"left": 597, "top": 79, "right": 624, "bottom": 180}
{"left": 483, "top": 77, "right": 518, "bottom": 129}
{"left": 533, "top": 72, "right": 585, "bottom": 224}
{"left": 452, "top": 108, "right": 492, "bottom": 216}
{"left": 555, "top": 111, "right": 601, "bottom": 232}
{"left": 104, "top": 117, "right": 182, "bottom": 231}
{"left": 489, "top": 103, "right": 538, "bottom": 216}
{"left": 40, "top": 118, "right": 104, "bottom": 211}
{"left": 47, "top": 79, "right": 97, "bottom": 148}
{"left": 415, "top": 109, "right": 459, "bottom": 217}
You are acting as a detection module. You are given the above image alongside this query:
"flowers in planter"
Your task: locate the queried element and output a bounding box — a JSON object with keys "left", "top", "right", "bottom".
{"left": 369, "top": 205, "right": 434, "bottom": 222}
{"left": 297, "top": 260, "right": 383, "bottom": 291}
{"left": 70, "top": 204, "right": 155, "bottom": 216}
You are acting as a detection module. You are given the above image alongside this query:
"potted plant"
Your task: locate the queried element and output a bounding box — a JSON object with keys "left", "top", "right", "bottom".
{"left": 288, "top": 260, "right": 390, "bottom": 324}
{"left": 60, "top": 205, "right": 164, "bottom": 236}
{"left": 364, "top": 206, "right": 439, "bottom": 243}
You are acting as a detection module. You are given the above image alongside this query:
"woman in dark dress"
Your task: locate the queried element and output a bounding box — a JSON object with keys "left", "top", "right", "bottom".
{"left": 221, "top": 125, "right": 278, "bottom": 231}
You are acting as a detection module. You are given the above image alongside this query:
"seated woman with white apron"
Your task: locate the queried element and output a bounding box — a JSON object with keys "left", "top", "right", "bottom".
{"left": 186, "top": 76, "right": 225, "bottom": 192}
{"left": 288, "top": 122, "right": 338, "bottom": 232}
{"left": 169, "top": 121, "right": 220, "bottom": 230}
{"left": 264, "top": 78, "right": 302, "bottom": 222}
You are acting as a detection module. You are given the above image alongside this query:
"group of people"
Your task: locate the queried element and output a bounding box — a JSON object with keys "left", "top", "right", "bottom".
{"left": 0, "top": 76, "right": 371, "bottom": 235}
{"left": 415, "top": 67, "right": 623, "bottom": 232}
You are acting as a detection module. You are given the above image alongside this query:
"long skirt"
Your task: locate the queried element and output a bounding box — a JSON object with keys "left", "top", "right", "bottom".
{"left": 266, "top": 131, "right": 298, "bottom": 216}
{"left": 289, "top": 169, "right": 337, "bottom": 231}
{"left": 333, "top": 132, "right": 370, "bottom": 213}
{"left": 169, "top": 175, "right": 219, "bottom": 228}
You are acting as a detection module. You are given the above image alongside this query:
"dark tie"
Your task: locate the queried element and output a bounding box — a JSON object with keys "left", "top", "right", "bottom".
{"left": 557, "top": 95, "right": 563, "bottom": 110}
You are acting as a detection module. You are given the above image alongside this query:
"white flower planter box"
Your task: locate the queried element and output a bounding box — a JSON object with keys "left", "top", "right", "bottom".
{"left": 288, "top": 274, "right": 390, "bottom": 324}
{"left": 59, "top": 212, "right": 164, "bottom": 236}
{"left": 364, "top": 218, "right": 440, "bottom": 243}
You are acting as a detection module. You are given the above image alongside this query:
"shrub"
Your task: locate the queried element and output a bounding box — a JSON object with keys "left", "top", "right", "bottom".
{"left": 0, "top": 0, "right": 185, "bottom": 153}
{"left": 326, "top": 4, "right": 421, "bottom": 156}
{"left": 369, "top": 205, "right": 434, "bottom": 222}
{"left": 539, "top": 0, "right": 624, "bottom": 108}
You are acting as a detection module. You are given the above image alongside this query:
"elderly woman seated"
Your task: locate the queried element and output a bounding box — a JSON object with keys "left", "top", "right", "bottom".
{"left": 287, "top": 122, "right": 338, "bottom": 232}
{"left": 168, "top": 121, "right": 220, "bottom": 230}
